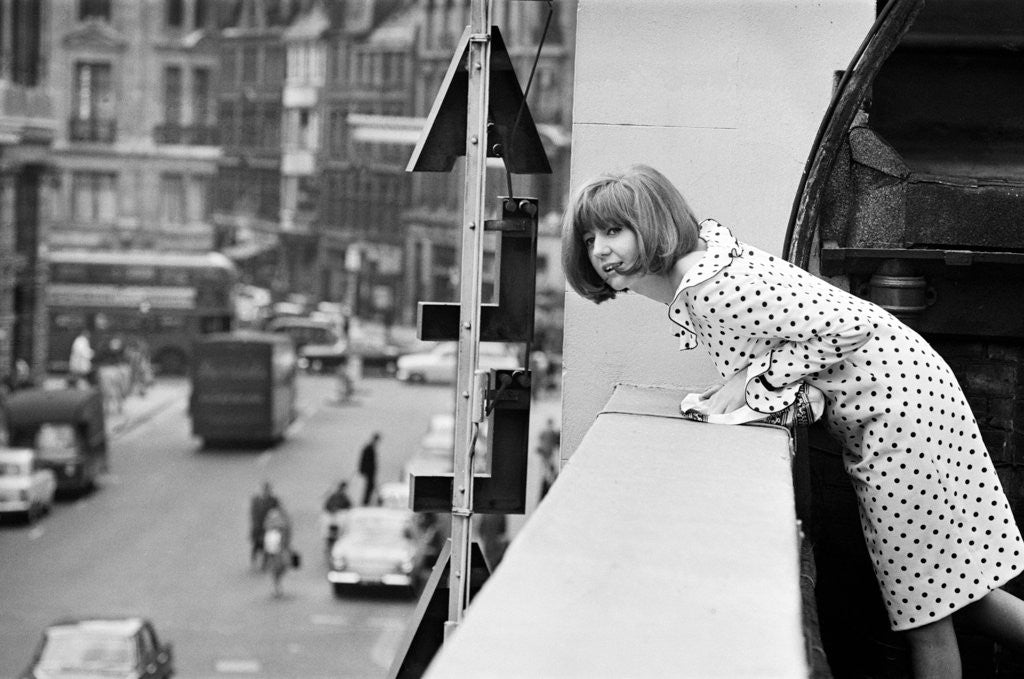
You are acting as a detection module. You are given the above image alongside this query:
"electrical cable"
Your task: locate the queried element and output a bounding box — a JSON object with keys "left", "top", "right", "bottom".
{"left": 501, "top": 0, "right": 554, "bottom": 202}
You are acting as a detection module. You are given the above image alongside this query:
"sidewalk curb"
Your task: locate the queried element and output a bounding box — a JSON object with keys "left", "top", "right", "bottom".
{"left": 108, "top": 388, "right": 187, "bottom": 439}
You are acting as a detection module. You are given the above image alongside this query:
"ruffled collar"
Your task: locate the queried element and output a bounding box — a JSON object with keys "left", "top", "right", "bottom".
{"left": 667, "top": 219, "right": 743, "bottom": 349}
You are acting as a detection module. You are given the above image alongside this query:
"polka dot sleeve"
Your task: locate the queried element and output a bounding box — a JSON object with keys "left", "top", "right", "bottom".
{"left": 687, "top": 263, "right": 875, "bottom": 414}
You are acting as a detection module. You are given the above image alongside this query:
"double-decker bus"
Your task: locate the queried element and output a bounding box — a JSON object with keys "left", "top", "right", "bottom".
{"left": 46, "top": 250, "right": 239, "bottom": 375}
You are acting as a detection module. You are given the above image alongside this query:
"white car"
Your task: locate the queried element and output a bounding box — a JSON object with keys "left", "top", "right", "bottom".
{"left": 326, "top": 506, "right": 435, "bottom": 595}
{"left": 0, "top": 447, "right": 57, "bottom": 523}
{"left": 402, "top": 413, "right": 489, "bottom": 480}
{"left": 395, "top": 342, "right": 520, "bottom": 384}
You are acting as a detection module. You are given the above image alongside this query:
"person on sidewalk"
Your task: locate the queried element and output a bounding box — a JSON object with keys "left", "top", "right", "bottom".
{"left": 357, "top": 432, "right": 380, "bottom": 505}
{"left": 68, "top": 328, "right": 94, "bottom": 389}
{"left": 535, "top": 418, "right": 560, "bottom": 500}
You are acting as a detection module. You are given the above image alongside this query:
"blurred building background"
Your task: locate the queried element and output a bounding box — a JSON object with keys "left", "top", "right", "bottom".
{"left": 0, "top": 0, "right": 56, "bottom": 387}
{"left": 211, "top": 0, "right": 574, "bottom": 334}
{"left": 0, "top": 0, "right": 573, "bottom": 386}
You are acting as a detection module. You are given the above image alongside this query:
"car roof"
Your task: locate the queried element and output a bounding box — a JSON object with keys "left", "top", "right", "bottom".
{"left": 197, "top": 330, "right": 291, "bottom": 346}
{"left": 47, "top": 617, "right": 146, "bottom": 636}
{"left": 267, "top": 317, "right": 333, "bottom": 330}
{"left": 3, "top": 388, "right": 103, "bottom": 426}
{"left": 346, "top": 506, "right": 413, "bottom": 521}
{"left": 0, "top": 447, "right": 35, "bottom": 462}
{"left": 428, "top": 413, "right": 454, "bottom": 429}
{"left": 422, "top": 342, "right": 513, "bottom": 355}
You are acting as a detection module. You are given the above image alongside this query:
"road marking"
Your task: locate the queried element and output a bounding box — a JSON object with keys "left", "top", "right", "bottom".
{"left": 28, "top": 526, "right": 44, "bottom": 540}
{"left": 214, "top": 659, "right": 261, "bottom": 674}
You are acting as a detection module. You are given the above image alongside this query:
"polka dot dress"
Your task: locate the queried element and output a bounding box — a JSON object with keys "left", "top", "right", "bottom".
{"left": 669, "top": 220, "right": 1024, "bottom": 631}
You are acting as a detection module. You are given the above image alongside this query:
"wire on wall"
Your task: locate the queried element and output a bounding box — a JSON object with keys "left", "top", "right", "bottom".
{"left": 502, "top": 0, "right": 554, "bottom": 202}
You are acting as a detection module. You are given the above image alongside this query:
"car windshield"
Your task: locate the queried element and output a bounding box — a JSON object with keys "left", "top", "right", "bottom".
{"left": 37, "top": 629, "right": 136, "bottom": 673}
{"left": 35, "top": 424, "right": 78, "bottom": 462}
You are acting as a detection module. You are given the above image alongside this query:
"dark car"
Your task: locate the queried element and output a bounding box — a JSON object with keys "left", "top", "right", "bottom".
{"left": 2, "top": 388, "right": 108, "bottom": 495}
{"left": 21, "top": 617, "right": 173, "bottom": 679}
{"left": 265, "top": 316, "right": 347, "bottom": 373}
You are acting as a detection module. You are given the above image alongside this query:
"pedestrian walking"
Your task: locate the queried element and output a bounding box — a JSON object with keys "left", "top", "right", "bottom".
{"left": 126, "top": 337, "right": 154, "bottom": 397}
{"left": 321, "top": 481, "right": 353, "bottom": 558}
{"left": 561, "top": 163, "right": 1024, "bottom": 678}
{"left": 534, "top": 417, "right": 560, "bottom": 500}
{"left": 262, "top": 506, "right": 292, "bottom": 598}
{"left": 357, "top": 432, "right": 380, "bottom": 505}
{"left": 95, "top": 334, "right": 128, "bottom": 415}
{"left": 68, "top": 328, "right": 94, "bottom": 389}
{"left": 249, "top": 481, "right": 279, "bottom": 569}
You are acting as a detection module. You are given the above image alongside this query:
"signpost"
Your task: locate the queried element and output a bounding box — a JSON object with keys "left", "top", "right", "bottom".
{"left": 446, "top": 0, "right": 492, "bottom": 636}
{"left": 392, "top": 1, "right": 552, "bottom": 673}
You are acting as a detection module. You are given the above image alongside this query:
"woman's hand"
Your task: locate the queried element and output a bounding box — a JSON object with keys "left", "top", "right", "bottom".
{"left": 699, "top": 371, "right": 748, "bottom": 414}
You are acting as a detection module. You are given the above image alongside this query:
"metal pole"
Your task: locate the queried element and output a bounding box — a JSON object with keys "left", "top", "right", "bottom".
{"left": 445, "top": 0, "right": 491, "bottom": 640}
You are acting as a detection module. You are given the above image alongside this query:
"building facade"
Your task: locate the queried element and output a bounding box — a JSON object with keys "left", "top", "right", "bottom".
{"left": 46, "top": 0, "right": 221, "bottom": 255}
{"left": 0, "top": 0, "right": 56, "bottom": 385}
{"left": 214, "top": 0, "right": 574, "bottom": 332}
{"left": 400, "top": 0, "right": 575, "bottom": 330}
{"left": 212, "top": 0, "right": 292, "bottom": 293}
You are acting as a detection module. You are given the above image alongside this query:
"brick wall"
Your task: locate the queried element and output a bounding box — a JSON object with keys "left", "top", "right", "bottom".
{"left": 931, "top": 339, "right": 1024, "bottom": 605}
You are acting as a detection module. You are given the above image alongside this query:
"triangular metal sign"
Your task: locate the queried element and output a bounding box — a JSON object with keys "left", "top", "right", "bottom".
{"left": 406, "top": 25, "right": 551, "bottom": 174}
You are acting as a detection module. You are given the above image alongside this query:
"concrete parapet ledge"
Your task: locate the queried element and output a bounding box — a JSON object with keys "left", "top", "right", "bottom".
{"left": 426, "top": 383, "right": 807, "bottom": 679}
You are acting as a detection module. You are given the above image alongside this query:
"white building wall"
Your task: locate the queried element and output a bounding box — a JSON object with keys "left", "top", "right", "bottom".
{"left": 562, "top": 0, "right": 877, "bottom": 455}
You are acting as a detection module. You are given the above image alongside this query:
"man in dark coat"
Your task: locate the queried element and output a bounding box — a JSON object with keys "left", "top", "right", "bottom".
{"left": 358, "top": 432, "right": 380, "bottom": 505}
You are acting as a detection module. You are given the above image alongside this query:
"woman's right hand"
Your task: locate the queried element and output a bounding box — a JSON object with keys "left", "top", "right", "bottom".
{"left": 698, "top": 371, "right": 748, "bottom": 414}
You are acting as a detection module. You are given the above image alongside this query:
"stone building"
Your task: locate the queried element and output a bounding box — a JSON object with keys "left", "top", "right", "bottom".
{"left": 212, "top": 0, "right": 293, "bottom": 292}
{"left": 214, "top": 0, "right": 574, "bottom": 330}
{"left": 399, "top": 0, "right": 575, "bottom": 329}
{"left": 46, "top": 0, "right": 221, "bottom": 254}
{"left": 0, "top": 0, "right": 55, "bottom": 385}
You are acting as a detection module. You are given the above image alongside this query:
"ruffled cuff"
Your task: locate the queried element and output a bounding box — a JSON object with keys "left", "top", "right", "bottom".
{"left": 744, "top": 353, "right": 801, "bottom": 414}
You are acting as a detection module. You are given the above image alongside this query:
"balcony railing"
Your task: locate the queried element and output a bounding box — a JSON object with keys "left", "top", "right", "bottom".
{"left": 153, "top": 123, "right": 220, "bottom": 146}
{"left": 68, "top": 117, "right": 116, "bottom": 143}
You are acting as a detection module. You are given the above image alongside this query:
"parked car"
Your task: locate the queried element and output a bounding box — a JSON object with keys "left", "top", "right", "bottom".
{"left": 378, "top": 480, "right": 411, "bottom": 510}
{"left": 3, "top": 388, "right": 108, "bottom": 496}
{"left": 265, "top": 316, "right": 347, "bottom": 373}
{"left": 402, "top": 412, "right": 489, "bottom": 480}
{"left": 327, "top": 506, "right": 438, "bottom": 596}
{"left": 0, "top": 447, "right": 57, "bottom": 523}
{"left": 21, "top": 616, "right": 174, "bottom": 679}
{"left": 395, "top": 342, "right": 520, "bottom": 384}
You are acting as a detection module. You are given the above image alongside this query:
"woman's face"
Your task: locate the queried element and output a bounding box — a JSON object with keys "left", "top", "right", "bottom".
{"left": 583, "top": 224, "right": 642, "bottom": 291}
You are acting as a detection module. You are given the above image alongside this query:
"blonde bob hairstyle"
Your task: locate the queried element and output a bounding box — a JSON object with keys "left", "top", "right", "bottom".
{"left": 561, "top": 164, "right": 701, "bottom": 303}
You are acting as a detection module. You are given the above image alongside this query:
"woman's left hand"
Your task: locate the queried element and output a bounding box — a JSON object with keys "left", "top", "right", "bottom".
{"left": 699, "top": 371, "right": 748, "bottom": 414}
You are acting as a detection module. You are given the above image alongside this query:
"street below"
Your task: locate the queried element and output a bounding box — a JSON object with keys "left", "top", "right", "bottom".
{"left": 0, "top": 373, "right": 558, "bottom": 678}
